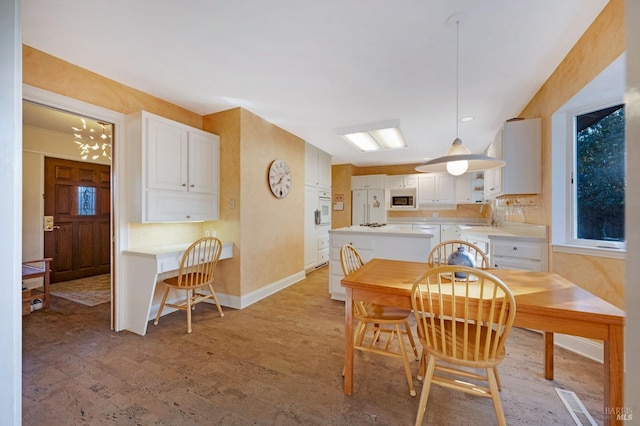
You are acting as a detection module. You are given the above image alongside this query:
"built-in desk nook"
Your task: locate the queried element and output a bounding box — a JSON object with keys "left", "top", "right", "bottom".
{"left": 121, "top": 242, "right": 233, "bottom": 335}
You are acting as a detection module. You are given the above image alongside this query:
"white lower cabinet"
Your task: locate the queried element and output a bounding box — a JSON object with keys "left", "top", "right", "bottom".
{"left": 329, "top": 230, "right": 432, "bottom": 300}
{"left": 465, "top": 235, "right": 490, "bottom": 258}
{"left": 490, "top": 238, "right": 548, "bottom": 272}
{"left": 318, "top": 234, "right": 330, "bottom": 265}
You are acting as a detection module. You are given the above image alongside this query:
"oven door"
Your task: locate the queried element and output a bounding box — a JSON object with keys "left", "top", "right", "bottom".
{"left": 318, "top": 196, "right": 331, "bottom": 225}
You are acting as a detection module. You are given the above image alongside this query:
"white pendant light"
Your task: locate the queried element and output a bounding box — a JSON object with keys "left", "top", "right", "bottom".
{"left": 416, "top": 14, "right": 504, "bottom": 176}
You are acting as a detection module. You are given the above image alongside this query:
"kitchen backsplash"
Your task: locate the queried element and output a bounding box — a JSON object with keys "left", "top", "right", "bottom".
{"left": 128, "top": 223, "right": 204, "bottom": 249}
{"left": 388, "top": 203, "right": 486, "bottom": 219}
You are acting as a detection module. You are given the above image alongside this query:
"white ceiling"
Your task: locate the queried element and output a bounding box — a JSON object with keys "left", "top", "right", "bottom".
{"left": 22, "top": 0, "right": 610, "bottom": 167}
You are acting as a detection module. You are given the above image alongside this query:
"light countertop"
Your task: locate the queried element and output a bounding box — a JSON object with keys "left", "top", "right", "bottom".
{"left": 123, "top": 241, "right": 234, "bottom": 259}
{"left": 458, "top": 223, "right": 547, "bottom": 241}
{"left": 329, "top": 226, "right": 434, "bottom": 238}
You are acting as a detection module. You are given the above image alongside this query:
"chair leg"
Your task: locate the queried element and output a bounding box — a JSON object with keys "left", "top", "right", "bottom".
{"left": 402, "top": 320, "right": 419, "bottom": 360}
{"left": 396, "top": 324, "right": 416, "bottom": 397}
{"left": 414, "top": 353, "right": 436, "bottom": 426}
{"left": 493, "top": 366, "right": 502, "bottom": 391}
{"left": 186, "top": 289, "right": 192, "bottom": 333}
{"left": 487, "top": 367, "right": 507, "bottom": 426}
{"left": 153, "top": 286, "right": 171, "bottom": 326}
{"left": 207, "top": 284, "right": 224, "bottom": 317}
{"left": 417, "top": 351, "right": 426, "bottom": 381}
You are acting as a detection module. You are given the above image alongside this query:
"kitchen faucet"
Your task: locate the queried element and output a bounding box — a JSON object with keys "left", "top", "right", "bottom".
{"left": 481, "top": 203, "right": 499, "bottom": 227}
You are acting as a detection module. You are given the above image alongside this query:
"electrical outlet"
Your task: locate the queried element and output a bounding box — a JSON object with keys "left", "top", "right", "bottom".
{"left": 204, "top": 230, "right": 210, "bottom": 237}
{"left": 432, "top": 212, "right": 439, "bottom": 218}
{"left": 212, "top": 231, "right": 217, "bottom": 237}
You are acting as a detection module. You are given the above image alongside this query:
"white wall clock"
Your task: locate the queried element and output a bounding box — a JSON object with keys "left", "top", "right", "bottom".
{"left": 268, "top": 159, "right": 292, "bottom": 199}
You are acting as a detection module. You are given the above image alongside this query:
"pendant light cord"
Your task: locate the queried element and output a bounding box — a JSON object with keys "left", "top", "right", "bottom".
{"left": 455, "top": 19, "right": 460, "bottom": 140}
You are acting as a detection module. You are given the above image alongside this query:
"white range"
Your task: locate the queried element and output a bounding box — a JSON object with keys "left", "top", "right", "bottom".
{"left": 328, "top": 225, "right": 434, "bottom": 301}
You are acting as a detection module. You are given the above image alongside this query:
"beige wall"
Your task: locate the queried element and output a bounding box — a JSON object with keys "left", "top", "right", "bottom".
{"left": 239, "top": 110, "right": 305, "bottom": 293}
{"left": 23, "top": 46, "right": 202, "bottom": 128}
{"left": 203, "top": 108, "right": 305, "bottom": 298}
{"left": 331, "top": 164, "right": 356, "bottom": 229}
{"left": 330, "top": 0, "right": 625, "bottom": 308}
{"left": 202, "top": 108, "right": 242, "bottom": 296}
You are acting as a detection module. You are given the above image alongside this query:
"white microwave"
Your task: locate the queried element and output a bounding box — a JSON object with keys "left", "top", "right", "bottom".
{"left": 391, "top": 195, "right": 415, "bottom": 208}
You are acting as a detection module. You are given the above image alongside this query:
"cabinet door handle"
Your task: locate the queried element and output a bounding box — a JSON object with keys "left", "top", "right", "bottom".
{"left": 182, "top": 183, "right": 187, "bottom": 187}
{"left": 190, "top": 184, "right": 195, "bottom": 187}
{"left": 513, "top": 247, "right": 518, "bottom": 250}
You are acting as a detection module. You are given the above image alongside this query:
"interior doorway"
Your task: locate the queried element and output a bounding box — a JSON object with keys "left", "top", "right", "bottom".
{"left": 22, "top": 100, "right": 114, "bottom": 315}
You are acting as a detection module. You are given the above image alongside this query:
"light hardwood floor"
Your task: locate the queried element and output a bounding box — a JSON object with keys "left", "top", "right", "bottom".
{"left": 22, "top": 266, "right": 604, "bottom": 425}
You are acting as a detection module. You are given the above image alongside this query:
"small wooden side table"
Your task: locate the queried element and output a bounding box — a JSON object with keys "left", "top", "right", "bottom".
{"left": 21, "top": 258, "right": 52, "bottom": 310}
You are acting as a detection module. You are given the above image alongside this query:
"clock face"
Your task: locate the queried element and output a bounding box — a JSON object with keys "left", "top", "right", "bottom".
{"left": 268, "top": 159, "right": 292, "bottom": 199}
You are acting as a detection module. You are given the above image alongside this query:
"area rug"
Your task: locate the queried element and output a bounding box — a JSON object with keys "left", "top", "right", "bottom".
{"left": 50, "top": 274, "right": 111, "bottom": 307}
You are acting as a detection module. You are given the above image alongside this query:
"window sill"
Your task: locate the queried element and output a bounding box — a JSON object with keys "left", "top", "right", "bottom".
{"left": 552, "top": 244, "right": 625, "bottom": 260}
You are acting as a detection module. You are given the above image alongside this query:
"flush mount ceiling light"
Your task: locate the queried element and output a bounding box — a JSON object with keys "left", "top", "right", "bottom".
{"left": 416, "top": 13, "right": 504, "bottom": 176}
{"left": 339, "top": 120, "right": 407, "bottom": 152}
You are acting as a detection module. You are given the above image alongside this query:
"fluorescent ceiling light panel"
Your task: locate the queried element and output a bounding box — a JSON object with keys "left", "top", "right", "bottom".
{"left": 339, "top": 120, "right": 407, "bottom": 152}
{"left": 371, "top": 127, "right": 406, "bottom": 149}
{"left": 342, "top": 132, "right": 380, "bottom": 152}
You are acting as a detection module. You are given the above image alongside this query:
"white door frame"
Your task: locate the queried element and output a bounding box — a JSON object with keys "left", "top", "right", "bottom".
{"left": 23, "top": 85, "right": 128, "bottom": 331}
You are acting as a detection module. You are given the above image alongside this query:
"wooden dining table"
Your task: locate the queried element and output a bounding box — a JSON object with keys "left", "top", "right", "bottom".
{"left": 341, "top": 258, "right": 626, "bottom": 426}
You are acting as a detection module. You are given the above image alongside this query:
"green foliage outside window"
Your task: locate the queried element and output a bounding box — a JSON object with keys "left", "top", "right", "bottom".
{"left": 576, "top": 105, "right": 625, "bottom": 242}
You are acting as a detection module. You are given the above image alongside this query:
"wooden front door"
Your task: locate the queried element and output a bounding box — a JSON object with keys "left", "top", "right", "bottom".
{"left": 44, "top": 157, "right": 111, "bottom": 283}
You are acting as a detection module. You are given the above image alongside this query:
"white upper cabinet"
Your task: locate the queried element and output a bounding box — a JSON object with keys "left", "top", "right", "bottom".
{"left": 456, "top": 172, "right": 485, "bottom": 204}
{"left": 417, "top": 174, "right": 456, "bottom": 205}
{"left": 146, "top": 118, "right": 189, "bottom": 191}
{"left": 387, "top": 174, "right": 418, "bottom": 190}
{"left": 485, "top": 118, "right": 541, "bottom": 199}
{"left": 305, "top": 143, "right": 332, "bottom": 189}
{"left": 187, "top": 130, "right": 218, "bottom": 194}
{"left": 351, "top": 174, "right": 386, "bottom": 190}
{"left": 126, "top": 111, "right": 220, "bottom": 223}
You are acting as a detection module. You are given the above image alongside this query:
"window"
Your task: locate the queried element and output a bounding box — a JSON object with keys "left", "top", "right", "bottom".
{"left": 77, "top": 186, "right": 96, "bottom": 216}
{"left": 550, "top": 54, "right": 625, "bottom": 258}
{"left": 573, "top": 105, "right": 625, "bottom": 246}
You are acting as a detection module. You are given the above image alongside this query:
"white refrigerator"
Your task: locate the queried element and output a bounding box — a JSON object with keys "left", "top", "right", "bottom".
{"left": 352, "top": 189, "right": 386, "bottom": 225}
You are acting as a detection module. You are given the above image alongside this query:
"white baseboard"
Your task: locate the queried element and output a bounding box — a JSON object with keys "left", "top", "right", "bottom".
{"left": 228, "top": 270, "right": 305, "bottom": 309}
{"left": 553, "top": 333, "right": 604, "bottom": 364}
{"left": 148, "top": 270, "right": 306, "bottom": 320}
{"left": 527, "top": 329, "right": 603, "bottom": 364}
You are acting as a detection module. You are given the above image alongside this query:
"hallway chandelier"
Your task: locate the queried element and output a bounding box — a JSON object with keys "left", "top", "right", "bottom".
{"left": 73, "top": 118, "right": 112, "bottom": 161}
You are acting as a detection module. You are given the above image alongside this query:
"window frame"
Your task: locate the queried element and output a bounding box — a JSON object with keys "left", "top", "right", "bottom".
{"left": 550, "top": 54, "right": 625, "bottom": 260}
{"left": 567, "top": 102, "right": 626, "bottom": 250}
